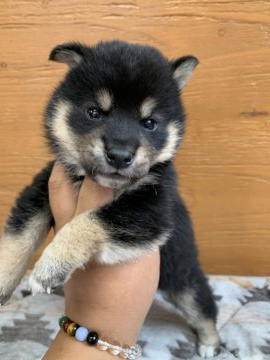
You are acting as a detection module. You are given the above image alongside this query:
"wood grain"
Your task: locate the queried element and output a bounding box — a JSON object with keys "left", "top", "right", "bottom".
{"left": 1, "top": 0, "right": 270, "bottom": 275}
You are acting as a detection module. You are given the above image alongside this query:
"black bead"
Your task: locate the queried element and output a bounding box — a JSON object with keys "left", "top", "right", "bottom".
{"left": 86, "top": 331, "right": 99, "bottom": 346}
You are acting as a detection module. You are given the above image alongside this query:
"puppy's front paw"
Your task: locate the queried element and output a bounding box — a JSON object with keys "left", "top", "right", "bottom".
{"left": 29, "top": 256, "right": 72, "bottom": 295}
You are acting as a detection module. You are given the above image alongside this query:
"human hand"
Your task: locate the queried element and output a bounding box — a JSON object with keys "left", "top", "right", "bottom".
{"left": 43, "top": 162, "right": 160, "bottom": 359}
{"left": 48, "top": 162, "right": 115, "bottom": 232}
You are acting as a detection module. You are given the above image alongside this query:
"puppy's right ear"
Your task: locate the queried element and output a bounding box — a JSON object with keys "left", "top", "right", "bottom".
{"left": 49, "top": 43, "right": 87, "bottom": 67}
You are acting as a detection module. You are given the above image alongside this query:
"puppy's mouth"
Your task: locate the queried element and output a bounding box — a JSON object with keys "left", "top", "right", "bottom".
{"left": 98, "top": 172, "right": 128, "bottom": 181}
{"left": 81, "top": 160, "right": 150, "bottom": 189}
{"left": 94, "top": 171, "right": 132, "bottom": 188}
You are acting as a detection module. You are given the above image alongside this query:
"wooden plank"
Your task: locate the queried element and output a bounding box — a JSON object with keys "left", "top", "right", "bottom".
{"left": 0, "top": 0, "right": 270, "bottom": 275}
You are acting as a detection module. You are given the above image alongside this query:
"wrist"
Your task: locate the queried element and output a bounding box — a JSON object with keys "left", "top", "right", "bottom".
{"left": 43, "top": 330, "right": 115, "bottom": 360}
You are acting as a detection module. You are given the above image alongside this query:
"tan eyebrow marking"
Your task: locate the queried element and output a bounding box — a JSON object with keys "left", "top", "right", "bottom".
{"left": 140, "top": 97, "right": 157, "bottom": 118}
{"left": 96, "top": 88, "right": 113, "bottom": 112}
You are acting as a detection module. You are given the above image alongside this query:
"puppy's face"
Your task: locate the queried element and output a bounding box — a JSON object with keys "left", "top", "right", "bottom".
{"left": 45, "top": 41, "right": 198, "bottom": 188}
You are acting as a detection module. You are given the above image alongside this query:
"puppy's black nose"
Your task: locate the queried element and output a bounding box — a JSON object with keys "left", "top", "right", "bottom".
{"left": 105, "top": 148, "right": 134, "bottom": 169}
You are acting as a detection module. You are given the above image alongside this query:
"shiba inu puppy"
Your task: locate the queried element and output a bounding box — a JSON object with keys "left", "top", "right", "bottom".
{"left": 0, "top": 40, "right": 219, "bottom": 357}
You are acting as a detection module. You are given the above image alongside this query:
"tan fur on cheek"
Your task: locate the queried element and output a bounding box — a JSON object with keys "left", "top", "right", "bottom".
{"left": 133, "top": 144, "right": 149, "bottom": 166}
{"left": 51, "top": 100, "right": 80, "bottom": 162}
{"left": 154, "top": 122, "right": 181, "bottom": 164}
{"left": 130, "top": 137, "right": 155, "bottom": 170}
{"left": 87, "top": 137, "right": 105, "bottom": 159}
{"left": 79, "top": 131, "right": 107, "bottom": 170}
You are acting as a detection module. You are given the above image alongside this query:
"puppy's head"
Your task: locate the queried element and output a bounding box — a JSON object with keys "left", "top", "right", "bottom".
{"left": 45, "top": 40, "right": 198, "bottom": 188}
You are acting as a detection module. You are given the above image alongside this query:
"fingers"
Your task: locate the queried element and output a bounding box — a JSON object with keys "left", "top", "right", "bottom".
{"left": 48, "top": 162, "right": 79, "bottom": 230}
{"left": 49, "top": 162, "right": 115, "bottom": 230}
{"left": 75, "top": 177, "right": 115, "bottom": 215}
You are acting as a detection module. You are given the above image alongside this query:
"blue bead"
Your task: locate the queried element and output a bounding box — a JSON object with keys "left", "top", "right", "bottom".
{"left": 75, "top": 327, "right": 89, "bottom": 342}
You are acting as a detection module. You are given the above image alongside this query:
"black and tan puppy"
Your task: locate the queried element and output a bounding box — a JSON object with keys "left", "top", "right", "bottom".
{"left": 0, "top": 40, "right": 219, "bottom": 357}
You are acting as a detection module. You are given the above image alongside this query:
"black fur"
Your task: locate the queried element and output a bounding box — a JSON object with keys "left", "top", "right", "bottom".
{"left": 98, "top": 162, "right": 173, "bottom": 246}
{"left": 5, "top": 161, "right": 54, "bottom": 235}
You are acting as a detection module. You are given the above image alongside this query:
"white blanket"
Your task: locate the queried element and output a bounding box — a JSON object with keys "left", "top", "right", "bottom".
{"left": 0, "top": 275, "right": 269, "bottom": 360}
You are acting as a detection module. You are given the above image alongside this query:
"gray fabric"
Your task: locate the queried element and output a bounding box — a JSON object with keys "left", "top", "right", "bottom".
{"left": 0, "top": 274, "right": 270, "bottom": 360}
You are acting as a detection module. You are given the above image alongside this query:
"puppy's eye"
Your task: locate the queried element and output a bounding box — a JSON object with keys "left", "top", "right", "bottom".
{"left": 142, "top": 118, "right": 158, "bottom": 131}
{"left": 86, "top": 107, "right": 102, "bottom": 120}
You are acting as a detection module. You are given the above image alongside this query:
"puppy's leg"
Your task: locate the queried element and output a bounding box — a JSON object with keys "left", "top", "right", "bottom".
{"left": 169, "top": 267, "right": 219, "bottom": 358}
{"left": 29, "top": 206, "right": 166, "bottom": 293}
{"left": 29, "top": 182, "right": 172, "bottom": 293}
{"left": 159, "top": 198, "right": 219, "bottom": 358}
{"left": 29, "top": 210, "right": 107, "bottom": 294}
{"left": 0, "top": 163, "right": 54, "bottom": 304}
{"left": 160, "top": 252, "right": 219, "bottom": 358}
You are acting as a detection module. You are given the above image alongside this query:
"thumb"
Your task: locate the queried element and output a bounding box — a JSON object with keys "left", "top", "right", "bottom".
{"left": 48, "top": 162, "right": 79, "bottom": 231}
{"left": 75, "top": 177, "right": 114, "bottom": 215}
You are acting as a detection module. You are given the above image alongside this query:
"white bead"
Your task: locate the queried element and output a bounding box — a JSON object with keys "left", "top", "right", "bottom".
{"left": 108, "top": 341, "right": 122, "bottom": 355}
{"left": 119, "top": 346, "right": 129, "bottom": 358}
{"left": 127, "top": 344, "right": 142, "bottom": 359}
{"left": 97, "top": 339, "right": 110, "bottom": 351}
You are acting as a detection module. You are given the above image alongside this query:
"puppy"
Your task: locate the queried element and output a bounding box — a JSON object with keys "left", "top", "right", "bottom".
{"left": 0, "top": 40, "right": 219, "bottom": 357}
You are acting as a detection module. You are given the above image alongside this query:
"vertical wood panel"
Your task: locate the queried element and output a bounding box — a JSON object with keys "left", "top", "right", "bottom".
{"left": 0, "top": 0, "right": 270, "bottom": 274}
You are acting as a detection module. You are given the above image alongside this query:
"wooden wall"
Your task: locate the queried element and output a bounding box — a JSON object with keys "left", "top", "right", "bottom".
{"left": 0, "top": 1, "right": 270, "bottom": 275}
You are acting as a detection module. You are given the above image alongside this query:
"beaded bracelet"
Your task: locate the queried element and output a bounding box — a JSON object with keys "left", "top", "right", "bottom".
{"left": 59, "top": 315, "right": 142, "bottom": 359}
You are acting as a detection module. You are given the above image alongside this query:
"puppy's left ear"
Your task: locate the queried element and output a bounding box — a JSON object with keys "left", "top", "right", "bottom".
{"left": 170, "top": 55, "right": 199, "bottom": 91}
{"left": 49, "top": 43, "right": 87, "bottom": 67}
